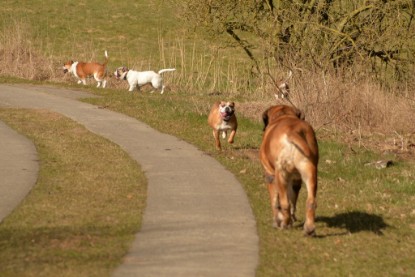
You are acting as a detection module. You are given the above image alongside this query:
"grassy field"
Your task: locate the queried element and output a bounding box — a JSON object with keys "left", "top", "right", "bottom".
{"left": 0, "top": 0, "right": 178, "bottom": 65}
{"left": 1, "top": 0, "right": 415, "bottom": 276}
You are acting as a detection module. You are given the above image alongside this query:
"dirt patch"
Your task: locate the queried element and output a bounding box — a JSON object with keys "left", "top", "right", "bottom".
{"left": 237, "top": 101, "right": 275, "bottom": 123}
{"left": 351, "top": 131, "right": 415, "bottom": 162}
{"left": 242, "top": 148, "right": 260, "bottom": 161}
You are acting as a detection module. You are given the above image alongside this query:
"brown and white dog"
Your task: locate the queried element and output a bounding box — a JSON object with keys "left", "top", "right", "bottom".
{"left": 207, "top": 101, "right": 237, "bottom": 150}
{"left": 63, "top": 50, "right": 108, "bottom": 88}
{"left": 260, "top": 105, "right": 319, "bottom": 236}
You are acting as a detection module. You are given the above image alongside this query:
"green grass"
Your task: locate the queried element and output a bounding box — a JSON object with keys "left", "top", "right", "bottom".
{"left": 0, "top": 109, "right": 146, "bottom": 277}
{"left": 0, "top": 0, "right": 179, "bottom": 66}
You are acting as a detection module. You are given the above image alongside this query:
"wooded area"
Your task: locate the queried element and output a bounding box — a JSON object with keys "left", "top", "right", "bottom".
{"left": 175, "top": 0, "right": 415, "bottom": 89}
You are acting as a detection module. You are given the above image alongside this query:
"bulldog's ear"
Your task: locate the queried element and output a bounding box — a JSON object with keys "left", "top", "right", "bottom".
{"left": 122, "top": 66, "right": 128, "bottom": 72}
{"left": 295, "top": 108, "right": 305, "bottom": 120}
{"left": 262, "top": 109, "right": 270, "bottom": 131}
{"left": 230, "top": 102, "right": 235, "bottom": 107}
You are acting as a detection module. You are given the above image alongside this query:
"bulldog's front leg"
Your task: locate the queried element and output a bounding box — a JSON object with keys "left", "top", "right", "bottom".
{"left": 228, "top": 129, "right": 236, "bottom": 144}
{"left": 212, "top": 130, "right": 221, "bottom": 150}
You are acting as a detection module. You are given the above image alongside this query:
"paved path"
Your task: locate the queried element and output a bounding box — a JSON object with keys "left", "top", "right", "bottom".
{"left": 0, "top": 121, "right": 38, "bottom": 222}
{"left": 0, "top": 84, "right": 259, "bottom": 276}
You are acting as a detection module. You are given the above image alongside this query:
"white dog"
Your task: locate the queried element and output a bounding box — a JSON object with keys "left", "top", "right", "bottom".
{"left": 114, "top": 66, "right": 176, "bottom": 94}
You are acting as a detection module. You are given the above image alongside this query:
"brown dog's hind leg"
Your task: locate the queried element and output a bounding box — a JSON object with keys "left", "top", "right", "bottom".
{"left": 288, "top": 180, "right": 302, "bottom": 222}
{"left": 303, "top": 166, "right": 318, "bottom": 236}
{"left": 267, "top": 181, "right": 280, "bottom": 228}
{"left": 275, "top": 174, "right": 292, "bottom": 229}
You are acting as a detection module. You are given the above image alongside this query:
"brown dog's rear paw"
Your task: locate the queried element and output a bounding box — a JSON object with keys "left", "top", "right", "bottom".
{"left": 273, "top": 217, "right": 292, "bottom": 230}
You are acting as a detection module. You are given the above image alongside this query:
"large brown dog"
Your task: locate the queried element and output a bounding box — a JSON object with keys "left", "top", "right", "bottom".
{"left": 260, "top": 105, "right": 319, "bottom": 236}
{"left": 63, "top": 50, "right": 108, "bottom": 88}
{"left": 208, "top": 101, "right": 238, "bottom": 150}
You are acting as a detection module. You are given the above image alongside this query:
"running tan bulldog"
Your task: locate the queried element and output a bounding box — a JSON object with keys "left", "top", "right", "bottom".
{"left": 260, "top": 105, "right": 319, "bottom": 236}
{"left": 208, "top": 101, "right": 237, "bottom": 151}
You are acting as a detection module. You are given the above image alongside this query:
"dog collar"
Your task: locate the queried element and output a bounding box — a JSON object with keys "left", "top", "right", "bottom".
{"left": 121, "top": 70, "right": 129, "bottom": 80}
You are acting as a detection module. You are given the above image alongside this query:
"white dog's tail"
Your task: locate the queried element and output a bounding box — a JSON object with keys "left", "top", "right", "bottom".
{"left": 103, "top": 50, "right": 109, "bottom": 66}
{"left": 158, "top": 68, "right": 176, "bottom": 74}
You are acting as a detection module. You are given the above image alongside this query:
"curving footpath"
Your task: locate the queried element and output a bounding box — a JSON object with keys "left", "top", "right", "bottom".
{"left": 0, "top": 121, "right": 38, "bottom": 223}
{"left": 0, "top": 84, "right": 258, "bottom": 276}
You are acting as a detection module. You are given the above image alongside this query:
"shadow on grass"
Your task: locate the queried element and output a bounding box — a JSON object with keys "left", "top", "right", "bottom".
{"left": 316, "top": 211, "right": 389, "bottom": 236}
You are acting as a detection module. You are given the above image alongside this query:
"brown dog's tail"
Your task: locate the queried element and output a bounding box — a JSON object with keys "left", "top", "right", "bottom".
{"left": 103, "top": 50, "right": 109, "bottom": 66}
{"left": 288, "top": 131, "right": 318, "bottom": 162}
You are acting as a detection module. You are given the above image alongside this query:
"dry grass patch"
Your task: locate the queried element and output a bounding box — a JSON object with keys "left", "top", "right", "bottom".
{"left": 0, "top": 22, "right": 58, "bottom": 81}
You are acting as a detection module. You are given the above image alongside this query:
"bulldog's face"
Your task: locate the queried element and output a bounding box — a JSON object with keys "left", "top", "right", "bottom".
{"left": 114, "top": 66, "right": 129, "bottom": 79}
{"left": 219, "top": 101, "right": 235, "bottom": 121}
{"left": 62, "top": 61, "right": 73, "bottom": 74}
